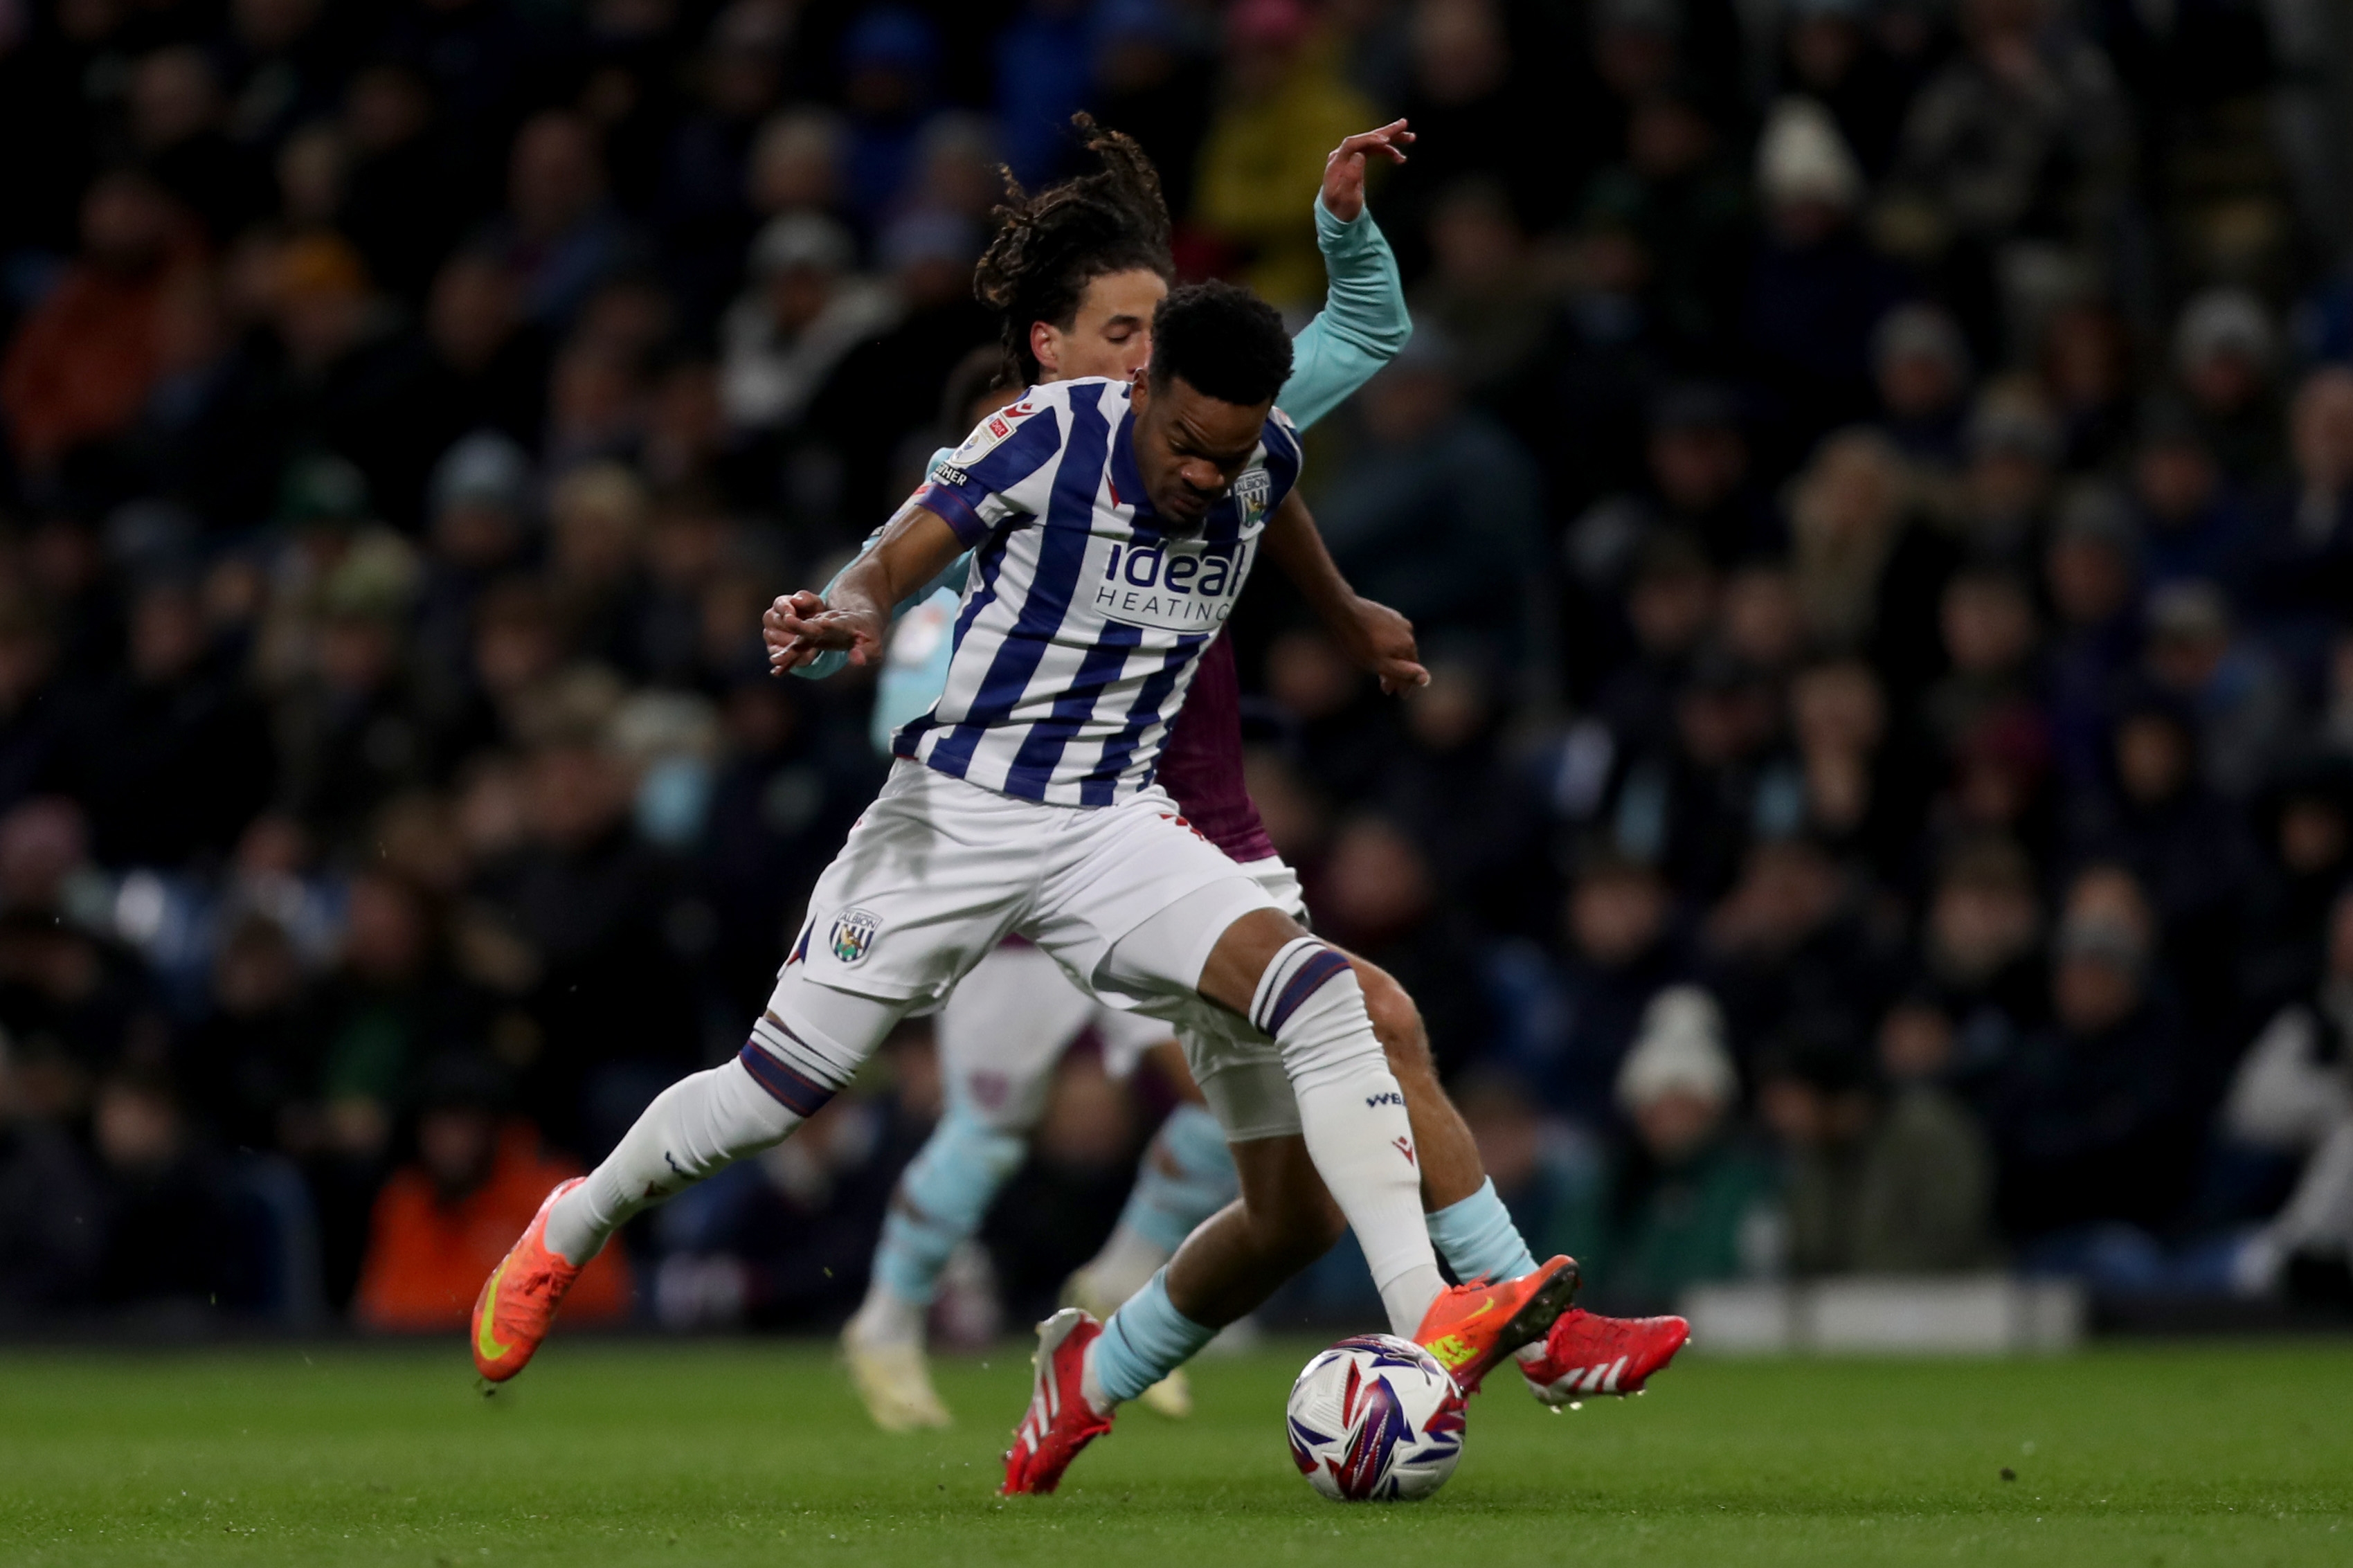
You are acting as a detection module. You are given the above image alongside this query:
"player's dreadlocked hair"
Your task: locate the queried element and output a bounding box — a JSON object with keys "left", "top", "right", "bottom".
{"left": 973, "top": 115, "right": 1173, "bottom": 386}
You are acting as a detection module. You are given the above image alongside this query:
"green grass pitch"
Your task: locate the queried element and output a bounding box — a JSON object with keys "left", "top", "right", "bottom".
{"left": 2, "top": 1338, "right": 2347, "bottom": 1566}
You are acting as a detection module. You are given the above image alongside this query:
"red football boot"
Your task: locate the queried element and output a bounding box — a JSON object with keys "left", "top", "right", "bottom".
{"left": 1001, "top": 1308, "right": 1115, "bottom": 1495}
{"left": 1413, "top": 1254, "right": 1580, "bottom": 1393}
{"left": 470, "top": 1178, "right": 589, "bottom": 1383}
{"left": 1520, "top": 1307, "right": 1690, "bottom": 1405}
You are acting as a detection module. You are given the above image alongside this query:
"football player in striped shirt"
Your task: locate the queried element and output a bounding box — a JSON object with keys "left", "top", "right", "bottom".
{"left": 471, "top": 278, "right": 1581, "bottom": 1454}
{"left": 800, "top": 121, "right": 1688, "bottom": 1454}
{"left": 825, "top": 117, "right": 1431, "bottom": 1432}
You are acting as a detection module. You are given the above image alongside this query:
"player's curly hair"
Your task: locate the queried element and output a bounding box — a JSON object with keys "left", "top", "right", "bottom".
{"left": 974, "top": 114, "right": 1173, "bottom": 386}
{"left": 1150, "top": 281, "right": 1293, "bottom": 407}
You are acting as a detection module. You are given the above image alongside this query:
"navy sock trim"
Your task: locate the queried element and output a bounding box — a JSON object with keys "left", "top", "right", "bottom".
{"left": 1259, "top": 947, "right": 1351, "bottom": 1035}
{"left": 738, "top": 1040, "right": 836, "bottom": 1117}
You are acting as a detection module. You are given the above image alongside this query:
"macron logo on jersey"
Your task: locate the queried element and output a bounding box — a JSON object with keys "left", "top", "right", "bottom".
{"left": 1092, "top": 539, "right": 1251, "bottom": 632}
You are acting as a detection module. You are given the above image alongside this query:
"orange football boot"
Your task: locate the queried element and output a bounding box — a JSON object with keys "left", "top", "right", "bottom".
{"left": 1414, "top": 1254, "right": 1580, "bottom": 1393}
{"left": 470, "top": 1178, "right": 590, "bottom": 1382}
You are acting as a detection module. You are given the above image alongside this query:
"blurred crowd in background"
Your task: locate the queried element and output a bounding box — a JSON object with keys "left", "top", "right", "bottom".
{"left": 1, "top": 0, "right": 2352, "bottom": 1338}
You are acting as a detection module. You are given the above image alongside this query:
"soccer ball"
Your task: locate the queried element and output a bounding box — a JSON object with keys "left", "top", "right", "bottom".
{"left": 1284, "top": 1334, "right": 1466, "bottom": 1502}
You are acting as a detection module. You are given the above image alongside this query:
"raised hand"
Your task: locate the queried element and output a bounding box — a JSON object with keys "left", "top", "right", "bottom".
{"left": 1321, "top": 119, "right": 1414, "bottom": 223}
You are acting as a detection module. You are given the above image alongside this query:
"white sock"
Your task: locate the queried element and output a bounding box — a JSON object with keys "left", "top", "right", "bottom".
{"left": 547, "top": 967, "right": 902, "bottom": 1264}
{"left": 847, "top": 1282, "right": 927, "bottom": 1349}
{"left": 546, "top": 1057, "right": 804, "bottom": 1265}
{"left": 1079, "top": 1333, "right": 1115, "bottom": 1417}
{"left": 1079, "top": 1223, "right": 1175, "bottom": 1309}
{"left": 1253, "top": 939, "right": 1445, "bottom": 1337}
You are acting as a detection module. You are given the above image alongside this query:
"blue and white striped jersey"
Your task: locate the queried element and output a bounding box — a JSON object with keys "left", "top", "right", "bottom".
{"left": 894, "top": 376, "right": 1302, "bottom": 806}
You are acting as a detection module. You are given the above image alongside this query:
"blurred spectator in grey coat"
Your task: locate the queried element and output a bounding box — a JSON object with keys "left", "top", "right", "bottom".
{"left": 1759, "top": 1023, "right": 1997, "bottom": 1275}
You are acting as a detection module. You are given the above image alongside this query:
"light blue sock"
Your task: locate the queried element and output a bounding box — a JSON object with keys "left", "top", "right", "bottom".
{"left": 1426, "top": 1178, "right": 1538, "bottom": 1285}
{"left": 1116, "top": 1103, "right": 1240, "bottom": 1253}
{"left": 872, "top": 1106, "right": 1028, "bottom": 1305}
{"left": 1092, "top": 1268, "right": 1216, "bottom": 1404}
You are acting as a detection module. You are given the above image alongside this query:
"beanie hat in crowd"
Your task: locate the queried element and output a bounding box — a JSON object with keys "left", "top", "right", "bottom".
{"left": 1616, "top": 986, "right": 1738, "bottom": 1112}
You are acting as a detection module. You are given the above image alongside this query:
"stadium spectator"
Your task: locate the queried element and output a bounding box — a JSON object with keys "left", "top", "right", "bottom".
{"left": 1758, "top": 1024, "right": 1996, "bottom": 1275}
{"left": 1192, "top": 0, "right": 1376, "bottom": 307}
{"left": 1497, "top": 847, "right": 1688, "bottom": 1126}
{"left": 1312, "top": 813, "right": 1492, "bottom": 1076}
{"left": 1870, "top": 303, "right": 1973, "bottom": 473}
{"left": 352, "top": 1055, "right": 631, "bottom": 1331}
{"left": 2037, "top": 298, "right": 2134, "bottom": 474}
{"left": 1315, "top": 334, "right": 1546, "bottom": 681}
{"left": 1407, "top": 179, "right": 1551, "bottom": 411}
{"left": 3, "top": 172, "right": 204, "bottom": 489}
{"left": 1705, "top": 835, "right": 1901, "bottom": 1061}
{"left": 489, "top": 111, "right": 634, "bottom": 330}
{"left": 89, "top": 1068, "right": 272, "bottom": 1317}
{"left": 651, "top": 3, "right": 791, "bottom": 331}
{"left": 1557, "top": 986, "right": 1780, "bottom": 1313}
{"left": 2251, "top": 367, "right": 2353, "bottom": 686}
{"left": 836, "top": 8, "right": 945, "bottom": 231}
{"left": 1989, "top": 866, "right": 2201, "bottom": 1259}
{"left": 2237, "top": 761, "right": 2353, "bottom": 1025}
{"left": 719, "top": 213, "right": 894, "bottom": 440}
{"left": 2172, "top": 288, "right": 2283, "bottom": 485}
{"left": 1582, "top": 89, "right": 1750, "bottom": 370}
{"left": 1088, "top": 0, "right": 1216, "bottom": 221}
{"left": 745, "top": 109, "right": 847, "bottom": 228}
{"left": 0, "top": 1045, "right": 106, "bottom": 1319}
{"left": 1911, "top": 834, "right": 2048, "bottom": 1087}
{"left": 1740, "top": 98, "right": 1906, "bottom": 461}
{"left": 2225, "top": 886, "right": 2353, "bottom": 1304}
{"left": 1789, "top": 656, "right": 1932, "bottom": 876}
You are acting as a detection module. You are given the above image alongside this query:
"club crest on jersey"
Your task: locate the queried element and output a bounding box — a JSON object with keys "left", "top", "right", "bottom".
{"left": 829, "top": 908, "right": 880, "bottom": 964}
{"left": 1234, "top": 468, "right": 1272, "bottom": 523}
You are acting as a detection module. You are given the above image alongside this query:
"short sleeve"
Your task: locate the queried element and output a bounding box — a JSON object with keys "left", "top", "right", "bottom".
{"left": 1260, "top": 408, "right": 1304, "bottom": 511}
{"left": 914, "top": 395, "right": 1065, "bottom": 546}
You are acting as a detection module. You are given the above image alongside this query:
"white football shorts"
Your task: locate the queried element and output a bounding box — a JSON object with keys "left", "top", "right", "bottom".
{"left": 935, "top": 940, "right": 1173, "bottom": 1133}
{"left": 795, "top": 759, "right": 1281, "bottom": 1018}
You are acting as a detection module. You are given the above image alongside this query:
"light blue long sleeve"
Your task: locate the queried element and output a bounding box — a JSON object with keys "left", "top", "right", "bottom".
{"left": 796, "top": 195, "right": 1409, "bottom": 755}
{"left": 1280, "top": 196, "right": 1413, "bottom": 429}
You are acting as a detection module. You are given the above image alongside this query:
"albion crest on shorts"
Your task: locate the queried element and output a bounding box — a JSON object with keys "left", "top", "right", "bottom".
{"left": 829, "top": 908, "right": 880, "bottom": 964}
{"left": 899, "top": 377, "right": 1303, "bottom": 807}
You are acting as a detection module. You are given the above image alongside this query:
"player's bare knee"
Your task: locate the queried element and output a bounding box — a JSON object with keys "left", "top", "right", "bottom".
{"left": 1353, "top": 962, "right": 1431, "bottom": 1079}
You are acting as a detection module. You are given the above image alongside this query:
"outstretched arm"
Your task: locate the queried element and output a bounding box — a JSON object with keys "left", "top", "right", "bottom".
{"left": 787, "top": 510, "right": 974, "bottom": 681}
{"left": 765, "top": 499, "right": 966, "bottom": 674}
{"left": 1281, "top": 120, "right": 1414, "bottom": 431}
{"left": 1260, "top": 489, "right": 1427, "bottom": 695}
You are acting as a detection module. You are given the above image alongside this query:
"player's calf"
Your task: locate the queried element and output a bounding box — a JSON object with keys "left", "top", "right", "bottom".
{"left": 1229, "top": 931, "right": 1445, "bottom": 1336}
